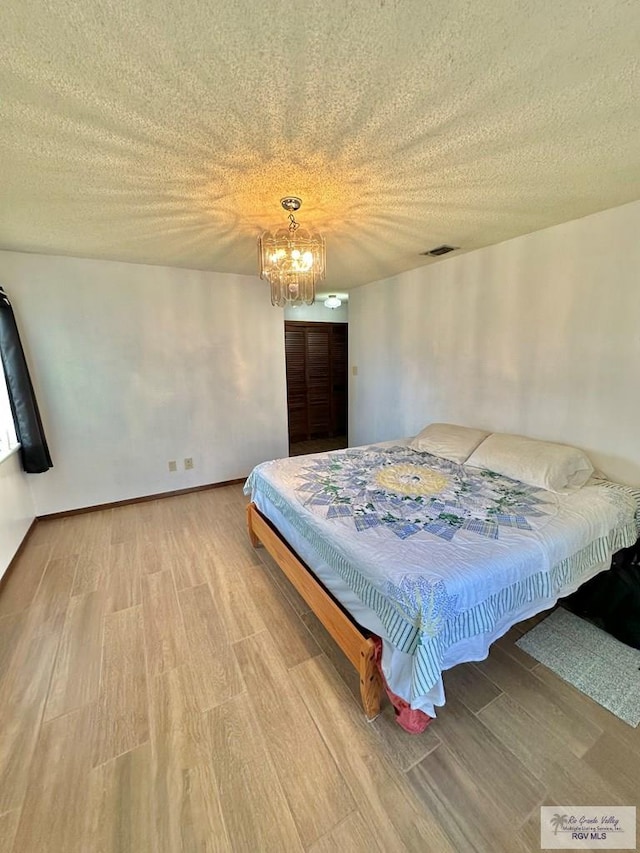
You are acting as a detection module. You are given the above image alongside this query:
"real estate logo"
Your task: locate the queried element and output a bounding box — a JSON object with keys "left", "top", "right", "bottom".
{"left": 540, "top": 806, "right": 636, "bottom": 849}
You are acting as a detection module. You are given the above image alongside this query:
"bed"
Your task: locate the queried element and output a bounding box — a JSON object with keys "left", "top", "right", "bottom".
{"left": 244, "top": 426, "right": 640, "bottom": 725}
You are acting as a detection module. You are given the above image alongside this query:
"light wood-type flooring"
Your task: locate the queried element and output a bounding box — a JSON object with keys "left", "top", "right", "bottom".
{"left": 289, "top": 435, "right": 348, "bottom": 457}
{"left": 1, "top": 484, "right": 638, "bottom": 852}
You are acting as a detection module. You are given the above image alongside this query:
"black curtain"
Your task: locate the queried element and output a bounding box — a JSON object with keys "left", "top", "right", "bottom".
{"left": 0, "top": 286, "right": 52, "bottom": 473}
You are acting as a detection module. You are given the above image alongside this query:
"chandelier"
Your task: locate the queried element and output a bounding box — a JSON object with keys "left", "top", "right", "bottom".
{"left": 258, "top": 197, "right": 326, "bottom": 307}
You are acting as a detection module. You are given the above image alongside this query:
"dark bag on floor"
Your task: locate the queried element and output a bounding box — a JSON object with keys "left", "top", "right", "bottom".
{"left": 564, "top": 538, "right": 640, "bottom": 650}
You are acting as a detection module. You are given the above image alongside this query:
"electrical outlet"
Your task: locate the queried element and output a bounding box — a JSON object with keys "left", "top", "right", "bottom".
{"left": 168, "top": 460, "right": 177, "bottom": 472}
{"left": 184, "top": 457, "right": 194, "bottom": 470}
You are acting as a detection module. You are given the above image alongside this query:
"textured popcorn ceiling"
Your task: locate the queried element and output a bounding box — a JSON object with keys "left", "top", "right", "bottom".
{"left": 1, "top": 0, "right": 639, "bottom": 290}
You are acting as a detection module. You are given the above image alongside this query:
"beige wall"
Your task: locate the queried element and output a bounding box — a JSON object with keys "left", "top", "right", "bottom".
{"left": 349, "top": 200, "right": 640, "bottom": 485}
{"left": 0, "top": 450, "right": 35, "bottom": 577}
{"left": 284, "top": 301, "right": 349, "bottom": 323}
{"left": 0, "top": 251, "right": 289, "bottom": 515}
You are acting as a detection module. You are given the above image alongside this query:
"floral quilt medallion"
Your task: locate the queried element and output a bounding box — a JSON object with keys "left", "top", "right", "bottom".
{"left": 295, "top": 445, "right": 555, "bottom": 542}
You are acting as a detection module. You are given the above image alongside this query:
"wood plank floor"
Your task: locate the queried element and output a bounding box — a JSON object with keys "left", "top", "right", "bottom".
{"left": 289, "top": 436, "right": 348, "bottom": 457}
{"left": 1, "top": 484, "right": 638, "bottom": 852}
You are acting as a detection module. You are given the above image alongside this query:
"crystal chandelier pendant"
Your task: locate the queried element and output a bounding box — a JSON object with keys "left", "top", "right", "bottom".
{"left": 258, "top": 197, "right": 326, "bottom": 307}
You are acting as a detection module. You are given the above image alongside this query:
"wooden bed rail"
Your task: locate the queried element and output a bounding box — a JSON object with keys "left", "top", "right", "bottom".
{"left": 246, "top": 502, "right": 383, "bottom": 720}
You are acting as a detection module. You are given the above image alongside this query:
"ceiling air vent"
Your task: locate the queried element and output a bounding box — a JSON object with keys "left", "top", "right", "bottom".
{"left": 421, "top": 244, "right": 459, "bottom": 257}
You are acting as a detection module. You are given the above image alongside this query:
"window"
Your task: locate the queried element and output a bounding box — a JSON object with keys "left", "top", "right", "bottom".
{"left": 0, "top": 363, "right": 18, "bottom": 457}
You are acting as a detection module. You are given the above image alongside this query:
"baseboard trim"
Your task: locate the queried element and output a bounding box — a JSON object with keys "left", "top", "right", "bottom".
{"left": 0, "top": 518, "right": 38, "bottom": 591}
{"left": 36, "top": 477, "right": 247, "bottom": 521}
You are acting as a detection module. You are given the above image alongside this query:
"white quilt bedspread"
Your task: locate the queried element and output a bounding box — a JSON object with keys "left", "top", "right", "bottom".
{"left": 245, "top": 442, "right": 639, "bottom": 714}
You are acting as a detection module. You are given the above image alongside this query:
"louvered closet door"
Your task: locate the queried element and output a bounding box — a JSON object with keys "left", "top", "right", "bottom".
{"left": 285, "top": 321, "right": 348, "bottom": 443}
{"left": 306, "top": 326, "right": 331, "bottom": 437}
{"left": 330, "top": 323, "right": 348, "bottom": 436}
{"left": 284, "top": 326, "right": 308, "bottom": 442}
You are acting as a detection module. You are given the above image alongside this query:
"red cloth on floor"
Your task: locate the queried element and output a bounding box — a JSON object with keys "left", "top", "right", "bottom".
{"left": 372, "top": 637, "right": 433, "bottom": 734}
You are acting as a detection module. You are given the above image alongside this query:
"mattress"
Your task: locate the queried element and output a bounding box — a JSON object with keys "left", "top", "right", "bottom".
{"left": 245, "top": 441, "right": 640, "bottom": 716}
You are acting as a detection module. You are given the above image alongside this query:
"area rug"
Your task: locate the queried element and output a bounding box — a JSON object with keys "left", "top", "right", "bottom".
{"left": 516, "top": 607, "right": 640, "bottom": 727}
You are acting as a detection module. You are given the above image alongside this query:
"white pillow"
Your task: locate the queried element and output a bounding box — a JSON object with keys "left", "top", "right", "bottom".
{"left": 408, "top": 423, "right": 490, "bottom": 464}
{"left": 466, "top": 433, "right": 594, "bottom": 492}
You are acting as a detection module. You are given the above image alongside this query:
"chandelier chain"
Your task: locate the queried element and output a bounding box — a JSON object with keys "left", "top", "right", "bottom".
{"left": 287, "top": 213, "right": 299, "bottom": 233}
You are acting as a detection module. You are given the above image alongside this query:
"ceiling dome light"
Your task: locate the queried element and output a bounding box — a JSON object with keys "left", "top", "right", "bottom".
{"left": 323, "top": 294, "right": 342, "bottom": 309}
{"left": 258, "top": 197, "right": 326, "bottom": 307}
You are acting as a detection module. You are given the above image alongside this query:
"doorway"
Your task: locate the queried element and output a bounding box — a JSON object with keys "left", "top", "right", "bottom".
{"left": 284, "top": 321, "right": 348, "bottom": 456}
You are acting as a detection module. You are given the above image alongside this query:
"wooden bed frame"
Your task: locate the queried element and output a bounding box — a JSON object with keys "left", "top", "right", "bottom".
{"left": 246, "top": 502, "right": 384, "bottom": 720}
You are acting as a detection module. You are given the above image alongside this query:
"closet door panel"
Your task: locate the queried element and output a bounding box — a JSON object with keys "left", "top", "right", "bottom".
{"left": 330, "top": 324, "right": 348, "bottom": 436}
{"left": 285, "top": 321, "right": 348, "bottom": 444}
{"left": 306, "top": 328, "right": 331, "bottom": 437}
{"left": 285, "top": 326, "right": 308, "bottom": 442}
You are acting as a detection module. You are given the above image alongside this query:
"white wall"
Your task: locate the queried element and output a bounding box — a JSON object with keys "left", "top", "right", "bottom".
{"left": 0, "top": 450, "right": 35, "bottom": 577}
{"left": 349, "top": 200, "right": 640, "bottom": 486}
{"left": 0, "top": 251, "right": 289, "bottom": 515}
{"left": 284, "top": 301, "right": 348, "bottom": 323}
